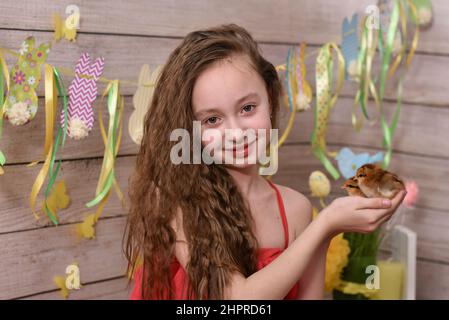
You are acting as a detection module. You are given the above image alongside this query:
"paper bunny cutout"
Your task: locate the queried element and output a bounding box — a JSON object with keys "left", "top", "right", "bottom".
{"left": 61, "top": 52, "right": 105, "bottom": 139}
{"left": 4, "top": 36, "right": 51, "bottom": 125}
{"left": 129, "top": 64, "right": 162, "bottom": 144}
{"left": 341, "top": 13, "right": 359, "bottom": 81}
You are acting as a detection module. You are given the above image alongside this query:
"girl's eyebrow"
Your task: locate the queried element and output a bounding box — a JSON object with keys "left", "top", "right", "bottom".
{"left": 194, "top": 92, "right": 260, "bottom": 118}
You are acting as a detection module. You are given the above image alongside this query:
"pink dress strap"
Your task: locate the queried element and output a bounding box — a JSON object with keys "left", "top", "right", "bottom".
{"left": 266, "top": 179, "right": 289, "bottom": 249}
{"left": 130, "top": 180, "right": 299, "bottom": 300}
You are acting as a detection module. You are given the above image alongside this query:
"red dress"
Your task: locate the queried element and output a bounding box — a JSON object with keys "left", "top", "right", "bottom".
{"left": 130, "top": 180, "right": 299, "bottom": 300}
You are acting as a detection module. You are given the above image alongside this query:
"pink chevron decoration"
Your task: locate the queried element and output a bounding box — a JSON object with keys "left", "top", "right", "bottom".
{"left": 60, "top": 52, "right": 105, "bottom": 138}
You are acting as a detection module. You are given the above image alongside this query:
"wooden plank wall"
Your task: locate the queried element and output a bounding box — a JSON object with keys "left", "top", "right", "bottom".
{"left": 0, "top": 0, "right": 447, "bottom": 299}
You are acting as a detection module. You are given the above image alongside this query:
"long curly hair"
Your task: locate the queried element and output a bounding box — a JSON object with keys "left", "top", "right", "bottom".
{"left": 124, "top": 23, "right": 282, "bottom": 300}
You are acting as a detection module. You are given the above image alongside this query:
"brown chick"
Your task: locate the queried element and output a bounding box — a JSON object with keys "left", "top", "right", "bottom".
{"left": 341, "top": 176, "right": 367, "bottom": 197}
{"left": 355, "top": 163, "right": 405, "bottom": 199}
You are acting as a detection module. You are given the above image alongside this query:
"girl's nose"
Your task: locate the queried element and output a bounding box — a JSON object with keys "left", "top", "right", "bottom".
{"left": 224, "top": 121, "right": 247, "bottom": 147}
{"left": 227, "top": 116, "right": 248, "bottom": 133}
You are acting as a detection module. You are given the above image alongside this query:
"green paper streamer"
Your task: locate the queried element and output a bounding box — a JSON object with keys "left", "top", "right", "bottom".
{"left": 379, "top": 0, "right": 400, "bottom": 101}
{"left": 377, "top": 0, "right": 401, "bottom": 169}
{"left": 42, "top": 67, "right": 69, "bottom": 225}
{"left": 0, "top": 58, "right": 4, "bottom": 137}
{"left": 86, "top": 81, "right": 120, "bottom": 208}
{"left": 0, "top": 151, "right": 5, "bottom": 166}
{"left": 0, "top": 58, "right": 5, "bottom": 169}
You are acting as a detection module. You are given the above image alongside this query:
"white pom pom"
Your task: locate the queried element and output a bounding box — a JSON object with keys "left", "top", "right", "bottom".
{"left": 68, "top": 118, "right": 89, "bottom": 140}
{"left": 296, "top": 92, "right": 311, "bottom": 111}
{"left": 7, "top": 102, "right": 31, "bottom": 126}
{"left": 347, "top": 60, "right": 360, "bottom": 81}
{"left": 418, "top": 7, "right": 432, "bottom": 26}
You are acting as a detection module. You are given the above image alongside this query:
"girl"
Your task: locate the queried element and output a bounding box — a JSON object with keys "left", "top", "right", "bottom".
{"left": 124, "top": 24, "right": 406, "bottom": 300}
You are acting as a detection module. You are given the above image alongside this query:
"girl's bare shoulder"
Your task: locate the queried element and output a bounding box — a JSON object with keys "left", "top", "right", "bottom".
{"left": 271, "top": 183, "right": 313, "bottom": 238}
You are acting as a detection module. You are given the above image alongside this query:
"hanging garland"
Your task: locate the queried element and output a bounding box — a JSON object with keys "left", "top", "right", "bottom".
{"left": 0, "top": 1, "right": 426, "bottom": 232}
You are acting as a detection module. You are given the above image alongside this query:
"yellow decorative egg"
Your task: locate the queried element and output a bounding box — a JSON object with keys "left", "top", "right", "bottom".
{"left": 309, "top": 170, "right": 331, "bottom": 198}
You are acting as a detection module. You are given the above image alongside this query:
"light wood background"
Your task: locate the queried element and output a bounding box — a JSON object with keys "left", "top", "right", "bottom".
{"left": 0, "top": 0, "right": 447, "bottom": 299}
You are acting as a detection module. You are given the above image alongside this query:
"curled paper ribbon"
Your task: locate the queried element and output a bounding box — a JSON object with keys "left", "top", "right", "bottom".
{"left": 379, "top": 0, "right": 400, "bottom": 101}
{"left": 29, "top": 65, "right": 69, "bottom": 225}
{"left": 295, "top": 43, "right": 313, "bottom": 111}
{"left": 279, "top": 46, "right": 298, "bottom": 148}
{"left": 30, "top": 64, "right": 57, "bottom": 223}
{"left": 311, "top": 43, "right": 345, "bottom": 180}
{"left": 278, "top": 44, "right": 312, "bottom": 150}
{"left": 377, "top": 0, "right": 419, "bottom": 169}
{"left": 42, "top": 67, "right": 69, "bottom": 224}
{"left": 341, "top": 13, "right": 360, "bottom": 81}
{"left": 353, "top": 15, "right": 380, "bottom": 131}
{"left": 388, "top": 0, "right": 420, "bottom": 80}
{"left": 0, "top": 51, "right": 10, "bottom": 175}
{"left": 80, "top": 80, "right": 124, "bottom": 239}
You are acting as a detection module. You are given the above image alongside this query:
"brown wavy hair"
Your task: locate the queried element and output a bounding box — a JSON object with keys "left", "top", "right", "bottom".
{"left": 124, "top": 23, "right": 282, "bottom": 299}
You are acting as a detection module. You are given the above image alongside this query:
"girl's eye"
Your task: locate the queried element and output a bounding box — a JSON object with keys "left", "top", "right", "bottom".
{"left": 242, "top": 104, "right": 256, "bottom": 113}
{"left": 205, "top": 116, "right": 219, "bottom": 125}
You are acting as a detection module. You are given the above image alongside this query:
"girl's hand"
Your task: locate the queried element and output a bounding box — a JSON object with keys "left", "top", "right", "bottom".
{"left": 318, "top": 190, "right": 407, "bottom": 237}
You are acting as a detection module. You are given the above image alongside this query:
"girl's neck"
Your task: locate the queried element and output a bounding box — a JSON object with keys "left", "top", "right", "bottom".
{"left": 225, "top": 164, "right": 264, "bottom": 198}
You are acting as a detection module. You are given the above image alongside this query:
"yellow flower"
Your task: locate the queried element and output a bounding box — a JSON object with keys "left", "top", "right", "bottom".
{"left": 325, "top": 233, "right": 351, "bottom": 292}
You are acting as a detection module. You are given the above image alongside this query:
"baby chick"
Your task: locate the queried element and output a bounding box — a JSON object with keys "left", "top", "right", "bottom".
{"left": 355, "top": 164, "right": 405, "bottom": 199}
{"left": 341, "top": 176, "right": 367, "bottom": 197}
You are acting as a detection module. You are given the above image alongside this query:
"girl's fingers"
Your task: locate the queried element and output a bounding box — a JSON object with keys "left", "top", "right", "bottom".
{"left": 359, "top": 190, "right": 407, "bottom": 224}
{"left": 391, "top": 190, "right": 408, "bottom": 208}
{"left": 355, "top": 190, "right": 407, "bottom": 210}
{"left": 367, "top": 208, "right": 394, "bottom": 223}
{"left": 377, "top": 212, "right": 394, "bottom": 227}
{"left": 355, "top": 197, "right": 392, "bottom": 210}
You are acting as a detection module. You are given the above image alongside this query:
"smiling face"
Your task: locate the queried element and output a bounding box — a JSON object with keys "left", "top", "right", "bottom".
{"left": 192, "top": 53, "right": 273, "bottom": 169}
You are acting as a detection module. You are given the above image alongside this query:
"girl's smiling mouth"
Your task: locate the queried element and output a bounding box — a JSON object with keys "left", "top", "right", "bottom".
{"left": 225, "top": 137, "right": 257, "bottom": 159}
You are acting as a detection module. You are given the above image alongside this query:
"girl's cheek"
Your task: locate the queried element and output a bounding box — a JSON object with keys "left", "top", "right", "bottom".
{"left": 201, "top": 130, "right": 223, "bottom": 149}
{"left": 201, "top": 131, "right": 213, "bottom": 147}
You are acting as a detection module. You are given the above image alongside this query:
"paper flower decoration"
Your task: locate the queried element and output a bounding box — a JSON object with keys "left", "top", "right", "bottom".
{"left": 403, "top": 180, "right": 419, "bottom": 208}
{"left": 4, "top": 36, "right": 51, "bottom": 125}
{"left": 129, "top": 64, "right": 163, "bottom": 144}
{"left": 325, "top": 233, "right": 351, "bottom": 292}
{"left": 335, "top": 147, "right": 384, "bottom": 180}
{"left": 6, "top": 102, "right": 31, "bottom": 125}
{"left": 60, "top": 52, "right": 105, "bottom": 139}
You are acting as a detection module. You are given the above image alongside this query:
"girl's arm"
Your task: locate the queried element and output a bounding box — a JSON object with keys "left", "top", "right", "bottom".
{"left": 293, "top": 199, "right": 329, "bottom": 300}
{"left": 173, "top": 191, "right": 406, "bottom": 300}
{"left": 295, "top": 238, "right": 329, "bottom": 300}
{"left": 173, "top": 208, "right": 329, "bottom": 299}
{"left": 225, "top": 211, "right": 330, "bottom": 299}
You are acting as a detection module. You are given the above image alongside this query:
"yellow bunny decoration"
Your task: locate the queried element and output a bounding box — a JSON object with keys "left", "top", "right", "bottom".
{"left": 128, "top": 64, "right": 163, "bottom": 145}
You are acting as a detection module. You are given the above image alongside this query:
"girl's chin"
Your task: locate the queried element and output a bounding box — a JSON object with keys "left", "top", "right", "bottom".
{"left": 222, "top": 161, "right": 259, "bottom": 170}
